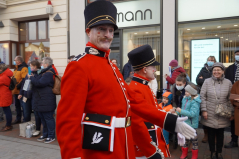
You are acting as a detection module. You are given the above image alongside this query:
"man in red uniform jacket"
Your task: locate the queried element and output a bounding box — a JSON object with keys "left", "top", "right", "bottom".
{"left": 128, "top": 45, "right": 171, "bottom": 159}
{"left": 56, "top": 1, "right": 196, "bottom": 159}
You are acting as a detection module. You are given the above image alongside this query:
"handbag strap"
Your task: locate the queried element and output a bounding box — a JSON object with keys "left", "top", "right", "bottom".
{"left": 212, "top": 80, "right": 219, "bottom": 104}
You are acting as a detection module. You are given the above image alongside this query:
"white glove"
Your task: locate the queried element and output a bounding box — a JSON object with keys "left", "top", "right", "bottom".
{"left": 177, "top": 133, "right": 185, "bottom": 146}
{"left": 175, "top": 117, "right": 196, "bottom": 139}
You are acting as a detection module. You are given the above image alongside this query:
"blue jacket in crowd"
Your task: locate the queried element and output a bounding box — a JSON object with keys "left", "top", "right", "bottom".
{"left": 177, "top": 95, "right": 201, "bottom": 129}
{"left": 122, "top": 61, "right": 133, "bottom": 80}
{"left": 30, "top": 65, "right": 56, "bottom": 112}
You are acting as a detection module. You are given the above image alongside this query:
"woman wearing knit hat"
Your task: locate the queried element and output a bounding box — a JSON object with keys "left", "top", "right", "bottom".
{"left": 200, "top": 62, "right": 234, "bottom": 159}
{"left": 165, "top": 59, "right": 186, "bottom": 90}
{"left": 172, "top": 83, "right": 201, "bottom": 159}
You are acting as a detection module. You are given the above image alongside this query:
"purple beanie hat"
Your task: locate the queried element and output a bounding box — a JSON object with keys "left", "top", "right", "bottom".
{"left": 169, "top": 60, "right": 178, "bottom": 67}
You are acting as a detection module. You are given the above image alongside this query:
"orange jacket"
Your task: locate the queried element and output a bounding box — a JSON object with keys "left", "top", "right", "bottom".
{"left": 56, "top": 42, "right": 177, "bottom": 159}
{"left": 159, "top": 103, "right": 173, "bottom": 112}
{"left": 129, "top": 74, "right": 171, "bottom": 158}
{"left": 12, "top": 62, "right": 28, "bottom": 94}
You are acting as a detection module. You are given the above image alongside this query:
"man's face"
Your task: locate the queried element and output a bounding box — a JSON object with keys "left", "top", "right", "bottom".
{"left": 42, "top": 60, "right": 48, "bottom": 68}
{"left": 235, "top": 52, "right": 239, "bottom": 60}
{"left": 112, "top": 60, "right": 117, "bottom": 66}
{"left": 144, "top": 66, "right": 156, "bottom": 80}
{"left": 87, "top": 25, "right": 114, "bottom": 51}
{"left": 14, "top": 57, "right": 21, "bottom": 65}
{"left": 67, "top": 58, "right": 73, "bottom": 64}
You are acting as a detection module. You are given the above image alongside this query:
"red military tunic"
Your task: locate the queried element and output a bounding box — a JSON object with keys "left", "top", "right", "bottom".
{"left": 130, "top": 74, "right": 170, "bottom": 158}
{"left": 56, "top": 42, "right": 177, "bottom": 159}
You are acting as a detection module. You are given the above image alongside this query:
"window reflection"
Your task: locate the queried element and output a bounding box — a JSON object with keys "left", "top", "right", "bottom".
{"left": 38, "top": 21, "right": 46, "bottom": 39}
{"left": 29, "top": 22, "right": 37, "bottom": 40}
{"left": 19, "top": 23, "right": 26, "bottom": 41}
{"left": 178, "top": 19, "right": 239, "bottom": 81}
{"left": 23, "top": 42, "right": 50, "bottom": 65}
{"left": 123, "top": 26, "right": 161, "bottom": 88}
{"left": 0, "top": 43, "right": 9, "bottom": 65}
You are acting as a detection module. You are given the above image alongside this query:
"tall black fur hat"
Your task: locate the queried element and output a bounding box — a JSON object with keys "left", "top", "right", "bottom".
{"left": 84, "top": 0, "right": 118, "bottom": 30}
{"left": 128, "top": 45, "right": 160, "bottom": 71}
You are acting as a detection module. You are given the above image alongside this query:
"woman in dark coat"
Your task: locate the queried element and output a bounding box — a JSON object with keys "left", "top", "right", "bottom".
{"left": 196, "top": 56, "right": 216, "bottom": 143}
{"left": 28, "top": 57, "right": 56, "bottom": 144}
{"left": 196, "top": 56, "right": 216, "bottom": 89}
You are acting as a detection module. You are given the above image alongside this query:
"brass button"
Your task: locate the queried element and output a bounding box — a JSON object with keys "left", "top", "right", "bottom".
{"left": 85, "top": 117, "right": 89, "bottom": 120}
{"left": 105, "top": 120, "right": 109, "bottom": 124}
{"left": 151, "top": 126, "right": 154, "bottom": 128}
{"left": 106, "top": 17, "right": 108, "bottom": 19}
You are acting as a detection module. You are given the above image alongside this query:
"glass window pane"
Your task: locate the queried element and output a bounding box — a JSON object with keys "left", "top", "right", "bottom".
{"left": 19, "top": 23, "right": 27, "bottom": 41}
{"left": 0, "top": 43, "right": 9, "bottom": 65}
{"left": 29, "top": 22, "right": 37, "bottom": 40}
{"left": 123, "top": 26, "right": 161, "bottom": 88}
{"left": 178, "top": 19, "right": 239, "bottom": 84}
{"left": 12, "top": 43, "right": 17, "bottom": 65}
{"left": 38, "top": 21, "right": 46, "bottom": 39}
{"left": 48, "top": 20, "right": 50, "bottom": 39}
{"left": 23, "top": 42, "right": 50, "bottom": 64}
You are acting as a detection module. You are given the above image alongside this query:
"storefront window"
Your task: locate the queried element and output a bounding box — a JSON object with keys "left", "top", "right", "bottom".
{"left": 20, "top": 42, "right": 50, "bottom": 65}
{"left": 19, "top": 23, "right": 27, "bottom": 41}
{"left": 0, "top": 43, "right": 10, "bottom": 65}
{"left": 178, "top": 19, "right": 239, "bottom": 83}
{"left": 123, "top": 26, "right": 161, "bottom": 88}
{"left": 38, "top": 21, "right": 47, "bottom": 39}
{"left": 109, "top": 32, "right": 121, "bottom": 69}
{"left": 29, "top": 22, "right": 37, "bottom": 40}
{"left": 19, "top": 20, "right": 49, "bottom": 64}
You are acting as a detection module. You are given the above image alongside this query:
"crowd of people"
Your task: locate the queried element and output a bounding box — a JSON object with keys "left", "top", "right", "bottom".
{"left": 0, "top": 51, "right": 239, "bottom": 159}
{"left": 0, "top": 56, "right": 58, "bottom": 144}
{"left": 120, "top": 51, "right": 239, "bottom": 159}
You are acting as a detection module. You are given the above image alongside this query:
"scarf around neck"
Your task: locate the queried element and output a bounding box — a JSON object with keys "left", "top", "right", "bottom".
{"left": 234, "top": 62, "right": 239, "bottom": 83}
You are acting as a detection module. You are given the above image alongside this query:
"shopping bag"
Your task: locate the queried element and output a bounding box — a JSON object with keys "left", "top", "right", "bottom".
{"left": 23, "top": 79, "right": 32, "bottom": 91}
{"left": 19, "top": 121, "right": 35, "bottom": 137}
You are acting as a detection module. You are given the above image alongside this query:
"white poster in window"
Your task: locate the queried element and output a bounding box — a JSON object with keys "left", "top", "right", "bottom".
{"left": 191, "top": 39, "right": 220, "bottom": 84}
{"left": 0, "top": 43, "right": 9, "bottom": 65}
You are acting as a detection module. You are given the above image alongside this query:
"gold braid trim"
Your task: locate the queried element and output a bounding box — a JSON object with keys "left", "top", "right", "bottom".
{"left": 87, "top": 15, "right": 116, "bottom": 27}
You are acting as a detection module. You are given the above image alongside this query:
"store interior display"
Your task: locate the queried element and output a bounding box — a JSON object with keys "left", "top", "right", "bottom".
{"left": 178, "top": 19, "right": 239, "bottom": 82}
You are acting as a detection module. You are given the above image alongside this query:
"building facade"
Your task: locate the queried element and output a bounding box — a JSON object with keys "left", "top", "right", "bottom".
{"left": 1, "top": 0, "right": 239, "bottom": 89}
{"left": 0, "top": 0, "right": 68, "bottom": 76}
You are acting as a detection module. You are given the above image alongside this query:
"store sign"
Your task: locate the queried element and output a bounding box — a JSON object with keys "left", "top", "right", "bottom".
{"left": 191, "top": 39, "right": 220, "bottom": 84}
{"left": 179, "top": 0, "right": 239, "bottom": 22}
{"left": 114, "top": 0, "right": 160, "bottom": 28}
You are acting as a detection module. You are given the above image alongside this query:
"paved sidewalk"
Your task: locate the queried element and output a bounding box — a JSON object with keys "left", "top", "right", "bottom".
{"left": 0, "top": 112, "right": 239, "bottom": 159}
{"left": 168, "top": 129, "right": 239, "bottom": 159}
{"left": 0, "top": 135, "right": 61, "bottom": 159}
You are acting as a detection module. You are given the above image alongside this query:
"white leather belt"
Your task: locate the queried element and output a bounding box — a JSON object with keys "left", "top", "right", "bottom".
{"left": 115, "top": 117, "right": 131, "bottom": 128}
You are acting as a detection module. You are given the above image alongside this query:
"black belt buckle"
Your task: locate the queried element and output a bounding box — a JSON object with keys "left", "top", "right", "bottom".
{"left": 125, "top": 117, "right": 131, "bottom": 127}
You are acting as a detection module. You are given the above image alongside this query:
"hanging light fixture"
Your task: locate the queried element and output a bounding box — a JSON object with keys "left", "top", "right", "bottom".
{"left": 46, "top": 0, "right": 53, "bottom": 15}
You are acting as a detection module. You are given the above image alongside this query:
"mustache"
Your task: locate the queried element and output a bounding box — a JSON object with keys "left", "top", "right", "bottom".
{"left": 99, "top": 37, "right": 113, "bottom": 42}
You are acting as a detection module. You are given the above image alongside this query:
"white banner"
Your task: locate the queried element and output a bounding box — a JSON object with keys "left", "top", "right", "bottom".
{"left": 179, "top": 0, "right": 239, "bottom": 22}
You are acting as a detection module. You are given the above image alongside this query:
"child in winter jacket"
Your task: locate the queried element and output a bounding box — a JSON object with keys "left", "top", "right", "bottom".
{"left": 174, "top": 83, "right": 201, "bottom": 159}
{"left": 158, "top": 92, "right": 173, "bottom": 148}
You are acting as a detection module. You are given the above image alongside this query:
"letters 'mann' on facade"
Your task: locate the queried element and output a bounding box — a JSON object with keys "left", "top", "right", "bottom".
{"left": 117, "top": 9, "right": 152, "bottom": 22}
